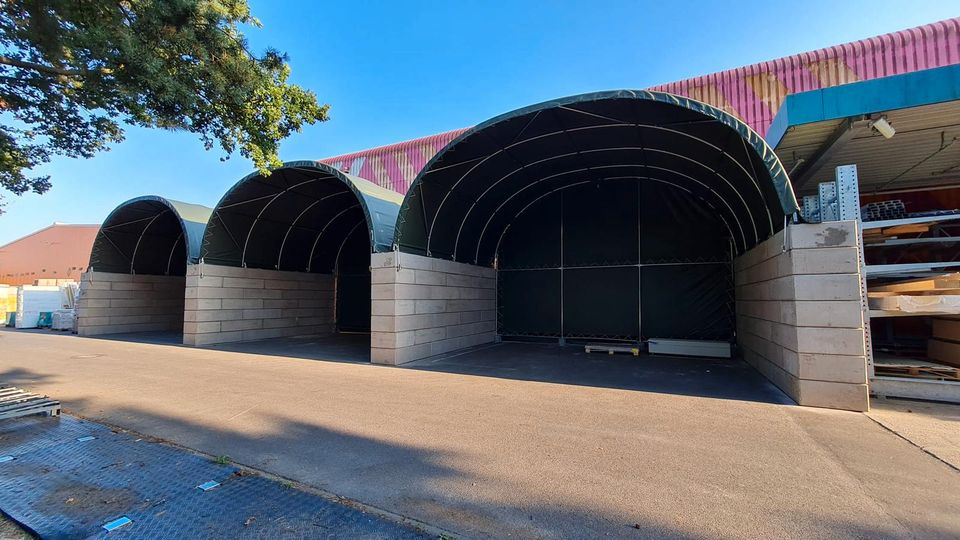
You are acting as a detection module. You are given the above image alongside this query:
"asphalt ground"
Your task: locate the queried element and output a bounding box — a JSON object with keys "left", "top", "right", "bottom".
{"left": 1, "top": 328, "right": 958, "bottom": 539}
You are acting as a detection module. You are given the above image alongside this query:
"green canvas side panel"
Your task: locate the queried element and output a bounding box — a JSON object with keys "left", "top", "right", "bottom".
{"left": 563, "top": 266, "right": 639, "bottom": 339}
{"left": 640, "top": 264, "right": 733, "bottom": 341}
{"left": 498, "top": 269, "right": 561, "bottom": 337}
{"left": 562, "top": 182, "right": 638, "bottom": 266}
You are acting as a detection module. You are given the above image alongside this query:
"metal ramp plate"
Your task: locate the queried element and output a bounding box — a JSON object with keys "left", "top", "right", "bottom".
{"left": 0, "top": 416, "right": 426, "bottom": 539}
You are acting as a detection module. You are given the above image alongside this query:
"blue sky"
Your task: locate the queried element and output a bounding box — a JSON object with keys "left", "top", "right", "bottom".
{"left": 1, "top": 1, "right": 957, "bottom": 245}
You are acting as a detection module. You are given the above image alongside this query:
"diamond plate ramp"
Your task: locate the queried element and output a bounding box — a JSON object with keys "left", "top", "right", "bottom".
{"left": 92, "top": 475, "right": 426, "bottom": 540}
{"left": 0, "top": 415, "right": 428, "bottom": 539}
{"left": 0, "top": 415, "right": 107, "bottom": 458}
{"left": 0, "top": 417, "right": 237, "bottom": 539}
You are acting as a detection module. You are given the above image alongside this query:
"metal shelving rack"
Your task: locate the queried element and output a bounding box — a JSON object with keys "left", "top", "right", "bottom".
{"left": 803, "top": 164, "right": 960, "bottom": 402}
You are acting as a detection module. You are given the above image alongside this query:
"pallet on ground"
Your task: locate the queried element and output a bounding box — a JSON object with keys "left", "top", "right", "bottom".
{"left": 0, "top": 386, "right": 61, "bottom": 420}
{"left": 584, "top": 343, "right": 640, "bottom": 356}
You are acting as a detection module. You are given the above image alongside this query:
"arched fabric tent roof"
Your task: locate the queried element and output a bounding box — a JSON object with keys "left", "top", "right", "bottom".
{"left": 89, "top": 196, "right": 212, "bottom": 276}
{"left": 395, "top": 90, "right": 800, "bottom": 265}
{"left": 202, "top": 160, "right": 402, "bottom": 272}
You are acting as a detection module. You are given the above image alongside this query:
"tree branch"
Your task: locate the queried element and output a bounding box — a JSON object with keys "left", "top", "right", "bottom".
{"left": 0, "top": 55, "right": 83, "bottom": 77}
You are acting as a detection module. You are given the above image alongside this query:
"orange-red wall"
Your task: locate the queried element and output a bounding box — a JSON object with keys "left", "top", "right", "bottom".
{"left": 0, "top": 224, "right": 99, "bottom": 286}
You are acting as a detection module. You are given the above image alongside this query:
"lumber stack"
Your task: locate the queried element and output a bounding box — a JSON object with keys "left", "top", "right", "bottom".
{"left": 862, "top": 222, "right": 934, "bottom": 244}
{"left": 867, "top": 273, "right": 960, "bottom": 313}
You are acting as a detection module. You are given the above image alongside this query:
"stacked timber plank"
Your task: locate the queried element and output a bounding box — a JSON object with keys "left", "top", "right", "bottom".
{"left": 867, "top": 273, "right": 960, "bottom": 314}
{"left": 862, "top": 221, "right": 934, "bottom": 244}
{"left": 866, "top": 274, "right": 960, "bottom": 373}
{"left": 0, "top": 386, "right": 61, "bottom": 420}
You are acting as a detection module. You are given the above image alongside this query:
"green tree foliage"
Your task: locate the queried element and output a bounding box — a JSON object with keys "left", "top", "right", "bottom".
{"left": 0, "top": 0, "right": 329, "bottom": 208}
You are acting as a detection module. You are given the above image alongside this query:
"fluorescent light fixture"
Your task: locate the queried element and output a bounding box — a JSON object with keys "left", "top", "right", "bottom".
{"left": 870, "top": 116, "right": 896, "bottom": 139}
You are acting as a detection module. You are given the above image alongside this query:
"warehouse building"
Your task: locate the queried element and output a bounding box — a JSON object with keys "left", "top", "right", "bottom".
{"left": 0, "top": 223, "right": 98, "bottom": 286}
{"left": 77, "top": 196, "right": 211, "bottom": 339}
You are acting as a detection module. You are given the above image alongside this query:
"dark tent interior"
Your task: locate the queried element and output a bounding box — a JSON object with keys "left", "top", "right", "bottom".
{"left": 397, "top": 90, "right": 798, "bottom": 346}
{"left": 89, "top": 197, "right": 205, "bottom": 276}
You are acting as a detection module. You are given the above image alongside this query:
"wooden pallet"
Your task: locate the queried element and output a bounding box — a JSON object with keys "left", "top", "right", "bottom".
{"left": 0, "top": 385, "right": 61, "bottom": 420}
{"left": 873, "top": 359, "right": 960, "bottom": 381}
{"left": 584, "top": 343, "right": 640, "bottom": 356}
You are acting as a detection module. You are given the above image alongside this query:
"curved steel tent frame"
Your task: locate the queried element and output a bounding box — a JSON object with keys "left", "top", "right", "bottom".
{"left": 89, "top": 196, "right": 212, "bottom": 276}
{"left": 395, "top": 90, "right": 800, "bottom": 266}
{"left": 201, "top": 161, "right": 402, "bottom": 273}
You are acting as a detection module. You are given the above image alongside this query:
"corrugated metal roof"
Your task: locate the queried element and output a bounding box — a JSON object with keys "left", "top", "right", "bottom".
{"left": 653, "top": 18, "right": 959, "bottom": 137}
{"left": 322, "top": 18, "right": 960, "bottom": 196}
{"left": 321, "top": 129, "right": 469, "bottom": 195}
{"left": 0, "top": 224, "right": 100, "bottom": 286}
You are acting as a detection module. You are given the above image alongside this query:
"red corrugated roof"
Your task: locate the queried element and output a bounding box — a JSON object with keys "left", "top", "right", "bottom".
{"left": 322, "top": 18, "right": 960, "bottom": 195}
{"left": 321, "top": 128, "right": 469, "bottom": 194}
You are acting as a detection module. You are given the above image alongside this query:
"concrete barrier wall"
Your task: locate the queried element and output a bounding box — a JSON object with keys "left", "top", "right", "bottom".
{"left": 370, "top": 252, "right": 496, "bottom": 365}
{"left": 183, "top": 264, "right": 334, "bottom": 346}
{"left": 77, "top": 271, "right": 185, "bottom": 336}
{"left": 735, "top": 221, "right": 869, "bottom": 411}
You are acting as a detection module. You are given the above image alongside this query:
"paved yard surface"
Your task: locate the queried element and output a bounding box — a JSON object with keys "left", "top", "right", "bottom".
{"left": 868, "top": 397, "right": 960, "bottom": 471}
{"left": 1, "top": 328, "right": 959, "bottom": 539}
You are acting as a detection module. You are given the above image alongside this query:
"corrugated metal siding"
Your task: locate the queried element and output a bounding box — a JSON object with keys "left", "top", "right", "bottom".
{"left": 324, "top": 18, "right": 960, "bottom": 195}
{"left": 651, "top": 17, "right": 960, "bottom": 136}
{"left": 322, "top": 128, "right": 469, "bottom": 194}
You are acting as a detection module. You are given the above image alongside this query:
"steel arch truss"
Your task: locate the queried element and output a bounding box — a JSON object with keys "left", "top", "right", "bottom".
{"left": 395, "top": 90, "right": 799, "bottom": 266}
{"left": 89, "top": 196, "right": 212, "bottom": 276}
{"left": 201, "top": 161, "right": 402, "bottom": 273}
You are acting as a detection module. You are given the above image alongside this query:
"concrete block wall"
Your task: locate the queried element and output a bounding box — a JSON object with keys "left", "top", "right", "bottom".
{"left": 77, "top": 271, "right": 185, "bottom": 336}
{"left": 735, "top": 220, "right": 869, "bottom": 412}
{"left": 371, "top": 252, "right": 496, "bottom": 365}
{"left": 183, "top": 264, "right": 334, "bottom": 346}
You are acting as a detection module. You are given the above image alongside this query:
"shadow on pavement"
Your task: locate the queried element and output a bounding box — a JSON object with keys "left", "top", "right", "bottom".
{"left": 77, "top": 330, "right": 372, "bottom": 364}
{"left": 406, "top": 341, "right": 794, "bottom": 405}
{"left": 207, "top": 332, "right": 371, "bottom": 363}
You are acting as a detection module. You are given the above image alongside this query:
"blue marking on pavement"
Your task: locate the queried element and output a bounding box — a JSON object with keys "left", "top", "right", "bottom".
{"left": 102, "top": 516, "right": 131, "bottom": 531}
{"left": 197, "top": 480, "right": 220, "bottom": 491}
